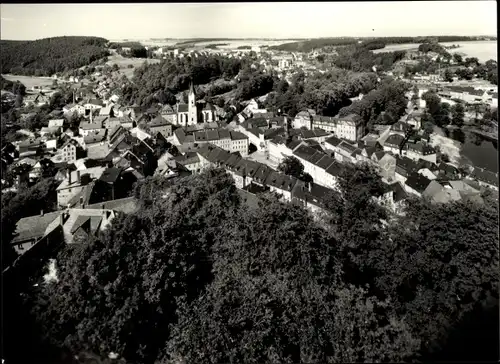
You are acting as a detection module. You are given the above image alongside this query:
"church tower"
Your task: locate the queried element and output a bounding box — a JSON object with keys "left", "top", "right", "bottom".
{"left": 188, "top": 81, "right": 198, "bottom": 125}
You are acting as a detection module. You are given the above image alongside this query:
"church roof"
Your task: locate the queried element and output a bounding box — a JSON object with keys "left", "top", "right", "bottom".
{"left": 178, "top": 104, "right": 188, "bottom": 113}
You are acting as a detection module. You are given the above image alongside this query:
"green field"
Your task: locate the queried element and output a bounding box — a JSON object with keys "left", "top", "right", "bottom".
{"left": 1, "top": 74, "right": 55, "bottom": 89}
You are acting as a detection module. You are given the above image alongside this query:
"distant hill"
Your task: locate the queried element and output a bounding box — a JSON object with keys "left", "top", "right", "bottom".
{"left": 269, "top": 36, "right": 493, "bottom": 53}
{"left": 0, "top": 36, "right": 110, "bottom": 76}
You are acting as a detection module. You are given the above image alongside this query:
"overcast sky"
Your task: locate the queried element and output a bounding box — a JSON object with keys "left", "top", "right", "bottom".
{"left": 1, "top": 2, "right": 497, "bottom": 41}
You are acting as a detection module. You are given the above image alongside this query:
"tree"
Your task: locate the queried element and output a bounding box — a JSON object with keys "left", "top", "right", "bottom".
{"left": 451, "top": 103, "right": 465, "bottom": 127}
{"left": 112, "top": 63, "right": 119, "bottom": 71}
{"left": 453, "top": 53, "right": 463, "bottom": 64}
{"left": 166, "top": 195, "right": 419, "bottom": 364}
{"left": 14, "top": 93, "right": 23, "bottom": 108}
{"left": 444, "top": 69, "right": 454, "bottom": 83}
{"left": 29, "top": 169, "right": 242, "bottom": 363}
{"left": 277, "top": 156, "right": 304, "bottom": 179}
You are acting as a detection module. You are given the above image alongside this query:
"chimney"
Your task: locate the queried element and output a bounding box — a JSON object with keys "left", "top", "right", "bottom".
{"left": 80, "top": 196, "right": 84, "bottom": 207}
{"left": 308, "top": 181, "right": 312, "bottom": 192}
{"left": 76, "top": 170, "right": 81, "bottom": 182}
{"left": 40, "top": 209, "right": 44, "bottom": 216}
{"left": 68, "top": 171, "right": 72, "bottom": 184}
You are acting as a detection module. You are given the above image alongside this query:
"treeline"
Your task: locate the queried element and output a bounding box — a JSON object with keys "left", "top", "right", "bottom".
{"left": 205, "top": 43, "right": 229, "bottom": 49}
{"left": 269, "top": 38, "right": 358, "bottom": 52}
{"left": 0, "top": 36, "right": 110, "bottom": 76}
{"left": 269, "top": 36, "right": 484, "bottom": 53}
{"left": 265, "top": 69, "right": 379, "bottom": 117}
{"left": 418, "top": 42, "right": 449, "bottom": 55}
{"left": 332, "top": 45, "right": 407, "bottom": 72}
{"left": 7, "top": 166, "right": 498, "bottom": 364}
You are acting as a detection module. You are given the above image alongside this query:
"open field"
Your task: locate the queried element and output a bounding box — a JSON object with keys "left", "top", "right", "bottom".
{"left": 1, "top": 74, "right": 55, "bottom": 89}
{"left": 106, "top": 53, "right": 161, "bottom": 79}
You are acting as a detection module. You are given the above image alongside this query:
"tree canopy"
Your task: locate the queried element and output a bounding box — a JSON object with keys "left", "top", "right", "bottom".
{"left": 0, "top": 36, "right": 109, "bottom": 76}
{"left": 6, "top": 164, "right": 498, "bottom": 364}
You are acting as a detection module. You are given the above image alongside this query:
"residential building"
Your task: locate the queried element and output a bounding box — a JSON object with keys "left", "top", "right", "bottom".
{"left": 173, "top": 152, "right": 201, "bottom": 174}
{"left": 395, "top": 156, "right": 418, "bottom": 184}
{"left": 148, "top": 116, "right": 173, "bottom": 137}
{"left": 56, "top": 167, "right": 106, "bottom": 208}
{"left": 404, "top": 172, "right": 432, "bottom": 197}
{"left": 468, "top": 167, "right": 499, "bottom": 191}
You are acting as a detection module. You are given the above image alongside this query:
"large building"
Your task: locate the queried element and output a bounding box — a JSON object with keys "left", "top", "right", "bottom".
{"left": 294, "top": 111, "right": 365, "bottom": 142}
{"left": 163, "top": 82, "right": 217, "bottom": 127}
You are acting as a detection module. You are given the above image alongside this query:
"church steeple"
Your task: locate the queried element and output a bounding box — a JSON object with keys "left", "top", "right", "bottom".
{"left": 189, "top": 80, "right": 196, "bottom": 97}
{"left": 187, "top": 79, "right": 198, "bottom": 125}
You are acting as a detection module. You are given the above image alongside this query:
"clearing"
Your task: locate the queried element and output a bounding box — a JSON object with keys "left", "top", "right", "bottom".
{"left": 106, "top": 53, "right": 161, "bottom": 79}
{"left": 1, "top": 74, "right": 55, "bottom": 89}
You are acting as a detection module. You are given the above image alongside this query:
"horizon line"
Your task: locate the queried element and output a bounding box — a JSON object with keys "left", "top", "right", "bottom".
{"left": 1, "top": 35, "right": 498, "bottom": 42}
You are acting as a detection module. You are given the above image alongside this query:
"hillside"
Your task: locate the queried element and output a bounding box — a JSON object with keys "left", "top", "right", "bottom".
{"left": 0, "top": 36, "right": 110, "bottom": 76}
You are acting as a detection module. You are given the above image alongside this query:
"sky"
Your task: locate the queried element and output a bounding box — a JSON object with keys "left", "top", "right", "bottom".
{"left": 0, "top": 2, "right": 497, "bottom": 41}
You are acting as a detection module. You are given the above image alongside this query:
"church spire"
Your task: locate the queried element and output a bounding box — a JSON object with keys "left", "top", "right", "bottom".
{"left": 189, "top": 79, "right": 196, "bottom": 96}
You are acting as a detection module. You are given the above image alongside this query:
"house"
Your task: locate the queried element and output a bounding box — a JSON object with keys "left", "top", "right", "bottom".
{"left": 335, "top": 114, "right": 365, "bottom": 142}
{"left": 79, "top": 119, "right": 105, "bottom": 137}
{"left": 56, "top": 167, "right": 107, "bottom": 208}
{"left": 173, "top": 152, "right": 201, "bottom": 174}
{"left": 191, "top": 128, "right": 249, "bottom": 157}
{"left": 404, "top": 172, "right": 432, "bottom": 197}
{"left": 148, "top": 116, "right": 173, "bottom": 138}
{"left": 40, "top": 126, "right": 62, "bottom": 138}
{"left": 292, "top": 145, "right": 341, "bottom": 189}
{"left": 403, "top": 142, "right": 437, "bottom": 164}
{"left": 63, "top": 103, "right": 86, "bottom": 116}
{"left": 60, "top": 139, "right": 85, "bottom": 163}
{"left": 395, "top": 156, "right": 418, "bottom": 184}
{"left": 468, "top": 167, "right": 499, "bottom": 191}
{"left": 99, "top": 105, "right": 114, "bottom": 118}
{"left": 85, "top": 99, "right": 104, "bottom": 111}
{"left": 10, "top": 211, "right": 63, "bottom": 255}
{"left": 83, "top": 130, "right": 107, "bottom": 149}
{"left": 18, "top": 138, "right": 43, "bottom": 157}
{"left": 48, "top": 118, "right": 65, "bottom": 130}
{"left": 383, "top": 134, "right": 405, "bottom": 155}
{"left": 377, "top": 153, "right": 397, "bottom": 183}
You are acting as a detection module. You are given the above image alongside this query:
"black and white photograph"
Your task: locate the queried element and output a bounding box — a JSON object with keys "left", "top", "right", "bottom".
{"left": 1, "top": 2, "right": 498, "bottom": 363}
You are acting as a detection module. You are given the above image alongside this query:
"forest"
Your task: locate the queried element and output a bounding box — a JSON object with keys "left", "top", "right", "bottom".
{"left": 3, "top": 165, "right": 498, "bottom": 364}
{"left": 264, "top": 69, "right": 396, "bottom": 119}
{"left": 331, "top": 45, "right": 407, "bottom": 72}
{"left": 0, "top": 36, "right": 110, "bottom": 76}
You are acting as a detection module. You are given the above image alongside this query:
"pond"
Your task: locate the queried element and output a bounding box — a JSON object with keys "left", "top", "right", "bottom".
{"left": 445, "top": 128, "right": 498, "bottom": 172}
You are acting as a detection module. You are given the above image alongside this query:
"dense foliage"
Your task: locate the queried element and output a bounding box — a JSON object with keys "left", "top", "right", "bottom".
{"left": 269, "top": 38, "right": 358, "bottom": 52}
{"left": 338, "top": 78, "right": 410, "bottom": 130}
{"left": 1, "top": 75, "right": 27, "bottom": 95}
{"left": 332, "top": 45, "right": 406, "bottom": 72}
{"left": 265, "top": 69, "right": 379, "bottom": 117}
{"left": 5, "top": 164, "right": 496, "bottom": 364}
{"left": 119, "top": 54, "right": 246, "bottom": 107}
{"left": 0, "top": 36, "right": 110, "bottom": 76}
